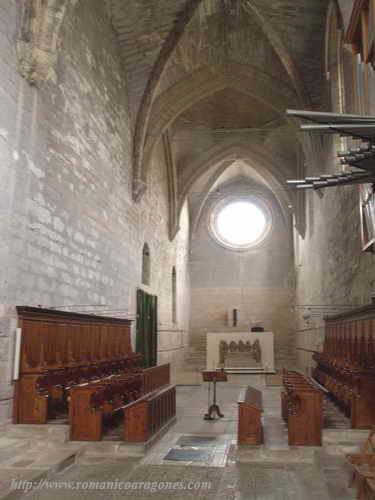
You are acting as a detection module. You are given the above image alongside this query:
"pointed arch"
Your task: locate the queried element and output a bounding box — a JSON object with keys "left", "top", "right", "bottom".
{"left": 177, "top": 141, "right": 295, "bottom": 239}
{"left": 132, "top": 0, "right": 314, "bottom": 200}
{"left": 240, "top": 0, "right": 312, "bottom": 108}
{"left": 141, "top": 62, "right": 302, "bottom": 186}
{"left": 132, "top": 0, "right": 205, "bottom": 200}
{"left": 325, "top": 1, "right": 345, "bottom": 110}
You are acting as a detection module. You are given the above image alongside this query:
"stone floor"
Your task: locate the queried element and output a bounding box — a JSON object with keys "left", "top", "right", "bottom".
{"left": 0, "top": 373, "right": 361, "bottom": 499}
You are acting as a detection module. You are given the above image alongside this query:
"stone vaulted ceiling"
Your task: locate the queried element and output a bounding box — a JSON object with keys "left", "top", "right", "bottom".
{"left": 19, "top": 0, "right": 329, "bottom": 237}
{"left": 107, "top": 0, "right": 328, "bottom": 215}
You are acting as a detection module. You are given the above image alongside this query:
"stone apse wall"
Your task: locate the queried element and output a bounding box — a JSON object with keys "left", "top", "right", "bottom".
{"left": 0, "top": 0, "right": 191, "bottom": 421}
{"left": 190, "top": 179, "right": 295, "bottom": 367}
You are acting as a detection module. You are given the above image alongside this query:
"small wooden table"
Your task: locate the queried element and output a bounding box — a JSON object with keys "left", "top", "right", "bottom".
{"left": 202, "top": 369, "right": 227, "bottom": 420}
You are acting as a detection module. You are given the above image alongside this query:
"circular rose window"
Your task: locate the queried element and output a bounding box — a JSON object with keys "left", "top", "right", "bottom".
{"left": 209, "top": 196, "right": 272, "bottom": 250}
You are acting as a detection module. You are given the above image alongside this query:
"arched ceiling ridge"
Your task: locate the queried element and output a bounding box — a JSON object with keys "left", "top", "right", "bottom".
{"left": 132, "top": 0, "right": 205, "bottom": 201}
{"left": 142, "top": 61, "right": 299, "bottom": 178}
{"left": 241, "top": 0, "right": 312, "bottom": 108}
{"left": 132, "top": 0, "right": 316, "bottom": 201}
{"left": 15, "top": 0, "right": 325, "bottom": 202}
{"left": 178, "top": 139, "right": 294, "bottom": 194}
{"left": 177, "top": 140, "right": 295, "bottom": 231}
{"left": 188, "top": 154, "right": 293, "bottom": 238}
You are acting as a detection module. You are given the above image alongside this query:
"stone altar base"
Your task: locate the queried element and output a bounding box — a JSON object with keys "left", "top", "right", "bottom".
{"left": 223, "top": 354, "right": 260, "bottom": 368}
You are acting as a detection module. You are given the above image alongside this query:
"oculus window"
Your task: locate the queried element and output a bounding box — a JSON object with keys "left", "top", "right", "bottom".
{"left": 209, "top": 196, "right": 272, "bottom": 250}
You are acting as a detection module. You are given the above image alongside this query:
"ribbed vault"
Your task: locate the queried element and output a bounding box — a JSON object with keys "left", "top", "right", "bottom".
{"left": 17, "top": 0, "right": 329, "bottom": 238}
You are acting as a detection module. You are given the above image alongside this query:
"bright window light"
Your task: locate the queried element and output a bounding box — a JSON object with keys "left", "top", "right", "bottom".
{"left": 216, "top": 201, "right": 267, "bottom": 246}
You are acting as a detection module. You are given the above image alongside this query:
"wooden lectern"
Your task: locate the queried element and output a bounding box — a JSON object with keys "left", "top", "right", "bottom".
{"left": 202, "top": 369, "right": 227, "bottom": 420}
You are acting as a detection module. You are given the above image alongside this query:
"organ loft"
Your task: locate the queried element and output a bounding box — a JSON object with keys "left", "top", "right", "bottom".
{"left": 2, "top": 0, "right": 375, "bottom": 499}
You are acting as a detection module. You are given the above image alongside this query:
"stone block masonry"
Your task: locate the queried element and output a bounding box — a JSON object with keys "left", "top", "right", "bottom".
{"left": 0, "top": 0, "right": 191, "bottom": 422}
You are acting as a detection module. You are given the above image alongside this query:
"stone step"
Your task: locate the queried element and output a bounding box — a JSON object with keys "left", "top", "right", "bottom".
{"left": 316, "top": 451, "right": 357, "bottom": 500}
{"left": 0, "top": 437, "right": 31, "bottom": 462}
{"left": 0, "top": 418, "right": 175, "bottom": 499}
{"left": 76, "top": 417, "right": 175, "bottom": 461}
{"left": 322, "top": 428, "right": 368, "bottom": 456}
{"left": 0, "top": 441, "right": 82, "bottom": 500}
{"left": 323, "top": 397, "right": 351, "bottom": 430}
{"left": 5, "top": 423, "right": 70, "bottom": 443}
{"left": 237, "top": 446, "right": 318, "bottom": 464}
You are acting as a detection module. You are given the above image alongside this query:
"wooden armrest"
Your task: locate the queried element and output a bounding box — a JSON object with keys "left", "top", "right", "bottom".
{"left": 362, "top": 472, "right": 375, "bottom": 478}
{"left": 351, "top": 456, "right": 375, "bottom": 470}
{"left": 348, "top": 455, "right": 375, "bottom": 466}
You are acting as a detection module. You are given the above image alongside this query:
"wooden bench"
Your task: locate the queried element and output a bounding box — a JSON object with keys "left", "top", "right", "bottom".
{"left": 13, "top": 306, "right": 142, "bottom": 424}
{"left": 237, "top": 386, "right": 263, "bottom": 445}
{"left": 69, "top": 373, "right": 144, "bottom": 441}
{"left": 282, "top": 370, "right": 323, "bottom": 446}
{"left": 347, "top": 428, "right": 375, "bottom": 499}
{"left": 142, "top": 363, "right": 170, "bottom": 394}
{"left": 123, "top": 385, "right": 176, "bottom": 442}
{"left": 69, "top": 364, "right": 172, "bottom": 441}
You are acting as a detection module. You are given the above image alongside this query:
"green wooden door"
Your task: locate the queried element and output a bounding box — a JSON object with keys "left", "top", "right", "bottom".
{"left": 136, "top": 289, "right": 158, "bottom": 368}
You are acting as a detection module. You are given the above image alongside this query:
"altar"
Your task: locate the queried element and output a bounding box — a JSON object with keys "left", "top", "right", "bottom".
{"left": 206, "top": 331, "right": 275, "bottom": 373}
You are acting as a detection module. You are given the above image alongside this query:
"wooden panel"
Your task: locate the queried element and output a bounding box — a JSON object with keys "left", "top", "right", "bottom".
{"left": 352, "top": 375, "right": 375, "bottom": 428}
{"left": 238, "top": 405, "right": 262, "bottom": 445}
{"left": 287, "top": 393, "right": 322, "bottom": 446}
{"left": 13, "top": 307, "right": 135, "bottom": 425}
{"left": 21, "top": 320, "right": 42, "bottom": 372}
{"left": 143, "top": 364, "right": 170, "bottom": 394}
{"left": 237, "top": 386, "right": 263, "bottom": 445}
{"left": 69, "top": 386, "right": 102, "bottom": 441}
{"left": 282, "top": 370, "right": 323, "bottom": 446}
{"left": 13, "top": 375, "right": 48, "bottom": 424}
{"left": 314, "top": 303, "right": 375, "bottom": 429}
{"left": 124, "top": 400, "right": 149, "bottom": 442}
{"left": 123, "top": 386, "right": 176, "bottom": 443}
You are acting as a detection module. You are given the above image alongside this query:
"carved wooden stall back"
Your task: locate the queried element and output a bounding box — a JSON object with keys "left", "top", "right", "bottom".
{"left": 13, "top": 306, "right": 138, "bottom": 424}
{"left": 13, "top": 307, "right": 176, "bottom": 442}
{"left": 313, "top": 303, "right": 375, "bottom": 428}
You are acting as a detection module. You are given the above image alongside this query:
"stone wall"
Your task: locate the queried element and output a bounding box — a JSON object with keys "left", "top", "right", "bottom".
{"left": 0, "top": 0, "right": 190, "bottom": 421}
{"left": 294, "top": 4, "right": 375, "bottom": 373}
{"left": 190, "top": 179, "right": 295, "bottom": 367}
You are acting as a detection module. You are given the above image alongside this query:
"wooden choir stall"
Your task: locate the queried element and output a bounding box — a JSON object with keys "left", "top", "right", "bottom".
{"left": 282, "top": 370, "right": 323, "bottom": 446}
{"left": 313, "top": 303, "right": 375, "bottom": 429}
{"left": 13, "top": 307, "right": 176, "bottom": 442}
